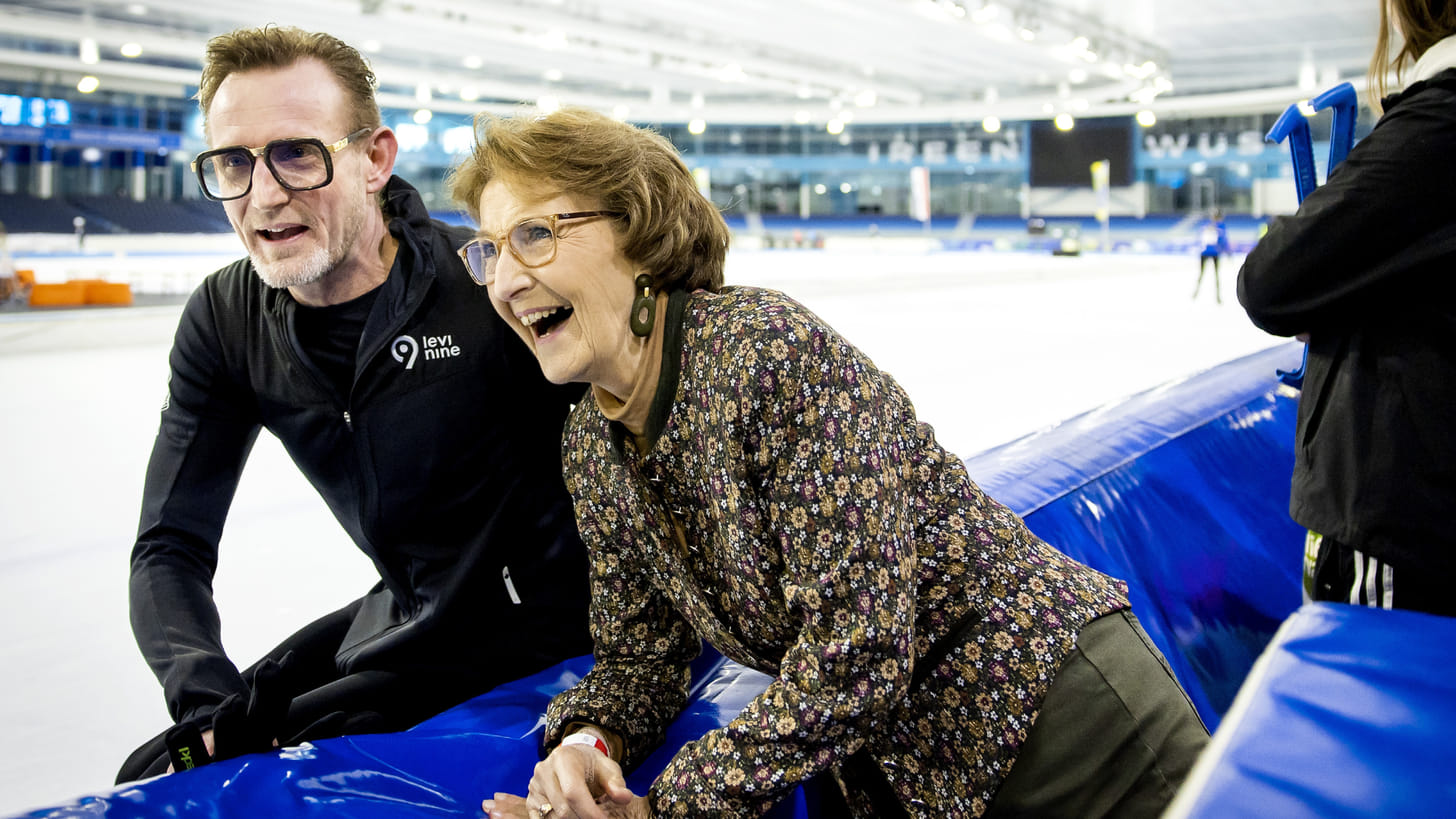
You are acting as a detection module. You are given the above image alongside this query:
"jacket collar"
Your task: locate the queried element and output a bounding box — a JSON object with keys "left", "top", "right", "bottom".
{"left": 262, "top": 174, "right": 434, "bottom": 317}
{"left": 1407, "top": 33, "right": 1456, "bottom": 88}
{"left": 609, "top": 288, "right": 690, "bottom": 459}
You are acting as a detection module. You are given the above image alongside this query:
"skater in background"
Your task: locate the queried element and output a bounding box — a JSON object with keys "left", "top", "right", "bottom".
{"left": 450, "top": 107, "right": 1207, "bottom": 819}
{"left": 118, "top": 26, "right": 592, "bottom": 781}
{"left": 1193, "top": 209, "right": 1228, "bottom": 303}
{"left": 1239, "top": 0, "right": 1456, "bottom": 617}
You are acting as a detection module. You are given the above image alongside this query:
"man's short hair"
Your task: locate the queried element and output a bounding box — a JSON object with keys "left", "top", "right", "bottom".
{"left": 196, "top": 25, "right": 382, "bottom": 135}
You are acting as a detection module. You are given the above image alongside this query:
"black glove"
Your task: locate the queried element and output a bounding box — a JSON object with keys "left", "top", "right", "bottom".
{"left": 281, "top": 709, "right": 390, "bottom": 746}
{"left": 210, "top": 651, "right": 299, "bottom": 762}
{"left": 163, "top": 721, "right": 213, "bottom": 772}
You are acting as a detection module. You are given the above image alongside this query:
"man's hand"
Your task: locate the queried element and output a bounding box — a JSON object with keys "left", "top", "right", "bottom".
{"left": 166, "top": 728, "right": 215, "bottom": 774}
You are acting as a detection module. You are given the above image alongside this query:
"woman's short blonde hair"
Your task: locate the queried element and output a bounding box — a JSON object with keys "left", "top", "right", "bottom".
{"left": 447, "top": 107, "right": 729, "bottom": 292}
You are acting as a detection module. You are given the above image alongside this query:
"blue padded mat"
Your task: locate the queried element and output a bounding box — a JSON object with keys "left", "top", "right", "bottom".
{"left": 17, "top": 342, "right": 1312, "bottom": 817}
{"left": 1167, "top": 602, "right": 1456, "bottom": 818}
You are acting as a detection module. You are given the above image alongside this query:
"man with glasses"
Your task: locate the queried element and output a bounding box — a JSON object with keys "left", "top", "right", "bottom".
{"left": 117, "top": 26, "right": 592, "bottom": 782}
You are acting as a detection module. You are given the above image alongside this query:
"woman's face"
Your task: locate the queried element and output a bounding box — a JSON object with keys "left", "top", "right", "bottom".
{"left": 476, "top": 178, "right": 644, "bottom": 397}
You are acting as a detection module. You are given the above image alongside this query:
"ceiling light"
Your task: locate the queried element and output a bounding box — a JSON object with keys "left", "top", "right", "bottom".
{"left": 1054, "top": 113, "right": 1075, "bottom": 131}
{"left": 361, "top": 40, "right": 382, "bottom": 53}
{"left": 537, "top": 95, "right": 561, "bottom": 113}
{"left": 459, "top": 87, "right": 479, "bottom": 102}
{"left": 826, "top": 118, "right": 845, "bottom": 135}
{"left": 544, "top": 69, "right": 564, "bottom": 82}
{"left": 463, "top": 55, "right": 483, "bottom": 69}
{"left": 126, "top": 3, "right": 148, "bottom": 14}
{"left": 840, "top": 182, "right": 853, "bottom": 194}
{"left": 793, "top": 110, "right": 811, "bottom": 124}
{"left": 79, "top": 38, "right": 99, "bottom": 65}
{"left": 119, "top": 42, "right": 143, "bottom": 58}
{"left": 1068, "top": 68, "right": 1087, "bottom": 84}
{"left": 537, "top": 30, "right": 569, "bottom": 50}
{"left": 971, "top": 3, "right": 1000, "bottom": 23}
{"left": 1136, "top": 110, "right": 1157, "bottom": 127}
{"left": 76, "top": 75, "right": 100, "bottom": 93}
{"left": 982, "top": 116, "right": 1001, "bottom": 133}
{"left": 413, "top": 109, "right": 432, "bottom": 125}
{"left": 415, "top": 83, "right": 431, "bottom": 103}
{"left": 854, "top": 89, "right": 877, "bottom": 108}
{"left": 688, "top": 118, "right": 706, "bottom": 135}
{"left": 612, "top": 105, "right": 631, "bottom": 120}
{"left": 716, "top": 63, "right": 748, "bottom": 83}
{"left": 691, "top": 92, "right": 705, "bottom": 109}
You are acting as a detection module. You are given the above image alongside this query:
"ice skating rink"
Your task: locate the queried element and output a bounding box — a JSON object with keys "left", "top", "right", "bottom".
{"left": 0, "top": 240, "right": 1280, "bottom": 814}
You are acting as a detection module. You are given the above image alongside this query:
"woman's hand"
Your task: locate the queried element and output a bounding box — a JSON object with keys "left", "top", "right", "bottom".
{"left": 483, "top": 744, "right": 650, "bottom": 819}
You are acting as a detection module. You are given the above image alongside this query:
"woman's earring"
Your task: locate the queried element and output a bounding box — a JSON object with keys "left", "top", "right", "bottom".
{"left": 630, "top": 273, "right": 655, "bottom": 337}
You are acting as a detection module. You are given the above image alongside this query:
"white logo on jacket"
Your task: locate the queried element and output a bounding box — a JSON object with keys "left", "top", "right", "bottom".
{"left": 392, "top": 333, "right": 462, "bottom": 370}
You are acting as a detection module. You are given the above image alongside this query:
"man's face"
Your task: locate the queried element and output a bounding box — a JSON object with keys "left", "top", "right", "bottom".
{"left": 204, "top": 58, "right": 377, "bottom": 290}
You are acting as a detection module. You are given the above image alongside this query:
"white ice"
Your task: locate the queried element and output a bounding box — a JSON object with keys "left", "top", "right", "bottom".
{"left": 0, "top": 239, "right": 1280, "bottom": 815}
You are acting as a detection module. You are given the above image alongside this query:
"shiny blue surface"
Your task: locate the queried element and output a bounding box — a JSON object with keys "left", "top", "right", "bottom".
{"left": 1168, "top": 603, "right": 1456, "bottom": 818}
{"left": 967, "top": 343, "right": 1306, "bottom": 728}
{"left": 19, "top": 341, "right": 1320, "bottom": 816}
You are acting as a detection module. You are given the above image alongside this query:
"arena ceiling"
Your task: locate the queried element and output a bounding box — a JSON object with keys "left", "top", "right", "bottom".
{"left": 0, "top": 0, "right": 1380, "bottom": 126}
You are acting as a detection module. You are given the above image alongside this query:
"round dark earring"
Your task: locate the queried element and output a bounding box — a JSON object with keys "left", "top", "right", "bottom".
{"left": 630, "top": 273, "right": 655, "bottom": 337}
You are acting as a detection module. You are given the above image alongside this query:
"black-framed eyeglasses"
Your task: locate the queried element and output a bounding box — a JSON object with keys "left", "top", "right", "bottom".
{"left": 458, "top": 211, "right": 622, "bottom": 286}
{"left": 190, "top": 127, "right": 373, "bottom": 202}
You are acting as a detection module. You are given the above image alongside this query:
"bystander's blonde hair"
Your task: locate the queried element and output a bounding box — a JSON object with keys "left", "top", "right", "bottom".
{"left": 1369, "top": 0, "right": 1456, "bottom": 108}
{"left": 447, "top": 107, "right": 730, "bottom": 293}
{"left": 196, "top": 26, "right": 382, "bottom": 137}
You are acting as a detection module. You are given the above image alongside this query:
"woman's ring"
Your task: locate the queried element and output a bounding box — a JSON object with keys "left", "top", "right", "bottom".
{"left": 538, "top": 803, "right": 554, "bottom": 817}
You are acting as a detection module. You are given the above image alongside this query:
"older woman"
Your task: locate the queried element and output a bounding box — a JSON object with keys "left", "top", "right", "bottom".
{"left": 449, "top": 107, "right": 1207, "bottom": 819}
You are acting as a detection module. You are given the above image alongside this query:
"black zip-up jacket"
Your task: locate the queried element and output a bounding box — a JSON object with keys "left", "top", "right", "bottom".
{"left": 1238, "top": 70, "right": 1456, "bottom": 571}
{"left": 129, "top": 177, "right": 592, "bottom": 725}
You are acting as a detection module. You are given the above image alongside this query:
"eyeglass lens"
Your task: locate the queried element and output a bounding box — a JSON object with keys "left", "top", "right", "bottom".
{"left": 465, "top": 218, "right": 559, "bottom": 283}
{"left": 199, "top": 139, "right": 331, "bottom": 199}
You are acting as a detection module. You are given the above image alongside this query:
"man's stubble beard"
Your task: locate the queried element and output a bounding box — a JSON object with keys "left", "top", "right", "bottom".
{"left": 250, "top": 195, "right": 368, "bottom": 290}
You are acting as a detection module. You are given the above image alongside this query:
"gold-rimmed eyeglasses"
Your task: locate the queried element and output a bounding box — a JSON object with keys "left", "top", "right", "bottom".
{"left": 190, "top": 127, "right": 373, "bottom": 202}
{"left": 458, "top": 211, "right": 622, "bottom": 286}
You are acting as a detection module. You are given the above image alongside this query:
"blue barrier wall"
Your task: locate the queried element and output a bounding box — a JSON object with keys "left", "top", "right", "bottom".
{"left": 965, "top": 342, "right": 1306, "bottom": 728}
{"left": 15, "top": 342, "right": 1307, "bottom": 818}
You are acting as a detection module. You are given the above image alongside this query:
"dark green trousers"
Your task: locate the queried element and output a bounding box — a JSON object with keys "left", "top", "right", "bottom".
{"left": 984, "top": 610, "right": 1210, "bottom": 818}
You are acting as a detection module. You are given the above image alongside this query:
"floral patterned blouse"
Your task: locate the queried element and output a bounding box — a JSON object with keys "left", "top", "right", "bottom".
{"left": 544, "top": 286, "right": 1129, "bottom": 817}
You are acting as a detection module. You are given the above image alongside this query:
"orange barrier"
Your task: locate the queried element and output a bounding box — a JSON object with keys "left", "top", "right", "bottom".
{"left": 14, "top": 269, "right": 35, "bottom": 286}
{"left": 84, "top": 281, "right": 133, "bottom": 305}
{"left": 28, "top": 281, "right": 88, "bottom": 307}
{"left": 19, "top": 275, "right": 134, "bottom": 307}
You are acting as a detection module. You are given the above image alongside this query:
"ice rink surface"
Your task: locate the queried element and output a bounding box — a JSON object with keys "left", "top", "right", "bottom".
{"left": 0, "top": 241, "right": 1281, "bottom": 814}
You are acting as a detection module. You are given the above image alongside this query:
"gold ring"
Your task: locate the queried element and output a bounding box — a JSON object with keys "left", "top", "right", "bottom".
{"left": 538, "top": 803, "right": 554, "bottom": 817}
